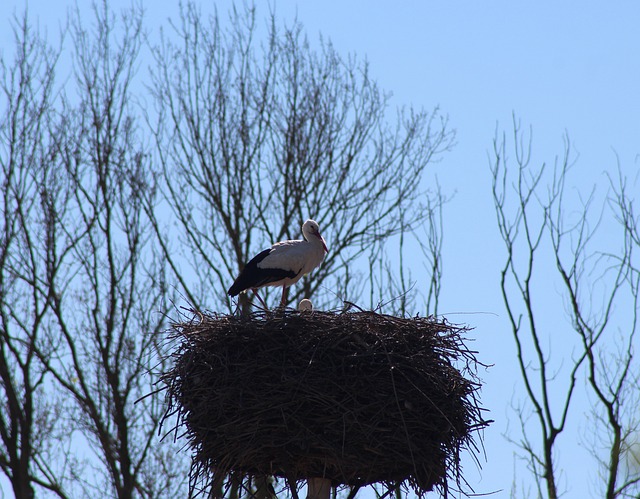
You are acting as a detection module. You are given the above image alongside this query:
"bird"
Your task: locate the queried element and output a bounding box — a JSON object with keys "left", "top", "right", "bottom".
{"left": 228, "top": 219, "right": 328, "bottom": 308}
{"left": 298, "top": 298, "right": 313, "bottom": 311}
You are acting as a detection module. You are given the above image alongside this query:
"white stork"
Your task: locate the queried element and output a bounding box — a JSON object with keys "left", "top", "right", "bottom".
{"left": 228, "top": 219, "right": 328, "bottom": 308}
{"left": 298, "top": 298, "right": 313, "bottom": 311}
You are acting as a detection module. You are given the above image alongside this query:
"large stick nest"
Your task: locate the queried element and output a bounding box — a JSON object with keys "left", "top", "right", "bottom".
{"left": 159, "top": 307, "right": 489, "bottom": 497}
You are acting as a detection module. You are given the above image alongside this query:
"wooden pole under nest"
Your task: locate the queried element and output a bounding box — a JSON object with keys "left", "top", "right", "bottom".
{"left": 298, "top": 299, "right": 332, "bottom": 499}
{"left": 306, "top": 477, "right": 331, "bottom": 499}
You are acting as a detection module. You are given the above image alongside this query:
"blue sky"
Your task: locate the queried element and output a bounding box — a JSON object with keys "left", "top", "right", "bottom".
{"left": 3, "top": 1, "right": 640, "bottom": 497}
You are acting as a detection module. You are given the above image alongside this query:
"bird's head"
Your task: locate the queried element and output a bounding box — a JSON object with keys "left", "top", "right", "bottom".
{"left": 302, "top": 219, "right": 328, "bottom": 253}
{"left": 298, "top": 298, "right": 313, "bottom": 311}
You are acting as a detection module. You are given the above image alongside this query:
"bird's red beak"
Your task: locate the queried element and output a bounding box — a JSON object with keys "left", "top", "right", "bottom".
{"left": 315, "top": 231, "right": 328, "bottom": 253}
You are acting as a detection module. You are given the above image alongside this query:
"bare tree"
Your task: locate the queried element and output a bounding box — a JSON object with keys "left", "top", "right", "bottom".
{"left": 146, "top": 2, "right": 453, "bottom": 314}
{"left": 38, "top": 3, "right": 187, "bottom": 497}
{"left": 0, "top": 13, "right": 71, "bottom": 498}
{"left": 588, "top": 167, "right": 640, "bottom": 498}
{"left": 491, "top": 117, "right": 640, "bottom": 499}
{"left": 1, "top": 4, "right": 188, "bottom": 498}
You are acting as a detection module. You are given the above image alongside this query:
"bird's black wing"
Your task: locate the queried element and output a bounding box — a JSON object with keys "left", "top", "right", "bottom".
{"left": 227, "top": 248, "right": 298, "bottom": 296}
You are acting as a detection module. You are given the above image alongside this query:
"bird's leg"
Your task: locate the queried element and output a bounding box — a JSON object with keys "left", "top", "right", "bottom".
{"left": 280, "top": 285, "right": 288, "bottom": 308}
{"left": 252, "top": 289, "right": 269, "bottom": 310}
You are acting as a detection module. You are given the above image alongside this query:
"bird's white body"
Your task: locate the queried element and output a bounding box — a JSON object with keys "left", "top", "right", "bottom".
{"left": 256, "top": 237, "right": 326, "bottom": 289}
{"left": 228, "top": 219, "right": 328, "bottom": 307}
